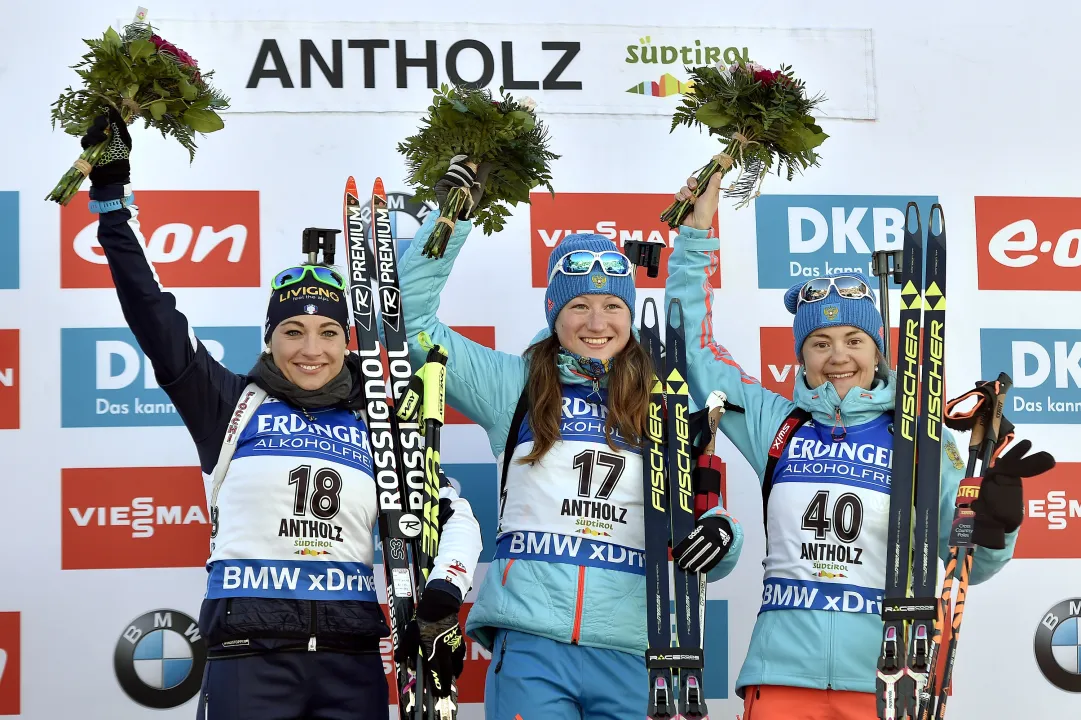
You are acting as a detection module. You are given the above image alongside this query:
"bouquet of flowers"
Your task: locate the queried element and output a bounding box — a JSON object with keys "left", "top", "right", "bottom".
{"left": 659, "top": 60, "right": 828, "bottom": 228}
{"left": 398, "top": 84, "right": 559, "bottom": 258}
{"left": 46, "top": 17, "right": 230, "bottom": 205}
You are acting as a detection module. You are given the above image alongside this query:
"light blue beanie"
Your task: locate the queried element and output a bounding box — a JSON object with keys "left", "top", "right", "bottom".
{"left": 544, "top": 234, "right": 636, "bottom": 330}
{"left": 783, "top": 271, "right": 885, "bottom": 359}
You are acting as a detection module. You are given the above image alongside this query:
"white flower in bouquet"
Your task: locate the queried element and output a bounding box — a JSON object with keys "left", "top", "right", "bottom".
{"left": 519, "top": 96, "right": 537, "bottom": 112}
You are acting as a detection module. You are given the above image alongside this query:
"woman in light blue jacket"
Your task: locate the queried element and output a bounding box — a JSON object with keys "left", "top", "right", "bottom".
{"left": 397, "top": 159, "right": 744, "bottom": 719}
{"left": 664, "top": 174, "right": 1048, "bottom": 719}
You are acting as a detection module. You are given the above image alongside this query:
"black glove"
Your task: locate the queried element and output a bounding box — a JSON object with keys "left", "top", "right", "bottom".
{"left": 393, "top": 586, "right": 465, "bottom": 699}
{"left": 433, "top": 154, "right": 492, "bottom": 220}
{"left": 673, "top": 515, "right": 734, "bottom": 573}
{"left": 81, "top": 106, "right": 132, "bottom": 187}
{"left": 972, "top": 439, "right": 1056, "bottom": 549}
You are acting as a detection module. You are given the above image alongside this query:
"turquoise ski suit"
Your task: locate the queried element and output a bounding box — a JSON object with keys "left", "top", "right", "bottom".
{"left": 664, "top": 225, "right": 1017, "bottom": 696}
{"left": 397, "top": 215, "right": 744, "bottom": 714}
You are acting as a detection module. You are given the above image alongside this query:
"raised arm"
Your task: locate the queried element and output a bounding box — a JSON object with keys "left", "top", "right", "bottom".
{"left": 399, "top": 213, "right": 527, "bottom": 455}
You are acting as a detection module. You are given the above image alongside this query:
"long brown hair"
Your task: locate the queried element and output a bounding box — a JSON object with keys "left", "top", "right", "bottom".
{"left": 518, "top": 334, "right": 652, "bottom": 464}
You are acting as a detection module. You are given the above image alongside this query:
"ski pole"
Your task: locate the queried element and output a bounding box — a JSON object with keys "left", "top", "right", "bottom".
{"left": 871, "top": 247, "right": 902, "bottom": 365}
{"left": 397, "top": 333, "right": 456, "bottom": 720}
{"left": 931, "top": 373, "right": 1012, "bottom": 720}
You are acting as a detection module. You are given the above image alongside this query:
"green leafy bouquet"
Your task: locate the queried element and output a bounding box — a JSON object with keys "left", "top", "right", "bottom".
{"left": 398, "top": 84, "right": 559, "bottom": 258}
{"left": 46, "top": 18, "right": 230, "bottom": 205}
{"left": 660, "top": 60, "right": 828, "bottom": 228}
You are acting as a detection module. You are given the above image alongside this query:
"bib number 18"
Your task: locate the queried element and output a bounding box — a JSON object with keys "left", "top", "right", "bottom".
{"left": 289, "top": 465, "right": 343, "bottom": 521}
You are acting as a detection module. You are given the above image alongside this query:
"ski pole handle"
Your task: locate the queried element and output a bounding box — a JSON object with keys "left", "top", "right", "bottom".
{"left": 980, "top": 372, "right": 1013, "bottom": 469}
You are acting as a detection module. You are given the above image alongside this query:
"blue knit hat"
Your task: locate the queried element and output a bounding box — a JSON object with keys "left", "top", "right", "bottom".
{"left": 545, "top": 234, "right": 636, "bottom": 330}
{"left": 784, "top": 271, "right": 885, "bottom": 359}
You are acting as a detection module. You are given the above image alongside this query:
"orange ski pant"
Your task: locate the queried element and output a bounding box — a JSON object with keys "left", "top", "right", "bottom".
{"left": 741, "top": 684, "right": 878, "bottom": 720}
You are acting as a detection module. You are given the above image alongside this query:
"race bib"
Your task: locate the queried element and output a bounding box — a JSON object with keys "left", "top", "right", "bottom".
{"left": 760, "top": 415, "right": 893, "bottom": 616}
{"left": 499, "top": 385, "right": 645, "bottom": 555}
{"left": 204, "top": 399, "right": 379, "bottom": 601}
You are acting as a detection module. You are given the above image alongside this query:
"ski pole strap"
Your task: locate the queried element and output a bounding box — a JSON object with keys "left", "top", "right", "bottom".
{"left": 694, "top": 454, "right": 723, "bottom": 519}
{"left": 499, "top": 387, "right": 531, "bottom": 523}
{"left": 943, "top": 382, "right": 996, "bottom": 432}
{"left": 761, "top": 407, "right": 813, "bottom": 518}
{"left": 990, "top": 415, "right": 1016, "bottom": 466}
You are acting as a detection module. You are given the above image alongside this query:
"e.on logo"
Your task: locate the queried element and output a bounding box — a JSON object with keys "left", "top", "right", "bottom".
{"left": 529, "top": 192, "right": 720, "bottom": 290}
{"left": 60, "top": 190, "right": 260, "bottom": 288}
{"left": 0, "top": 612, "right": 19, "bottom": 715}
{"left": 1014, "top": 463, "right": 1081, "bottom": 558}
{"left": 975, "top": 197, "right": 1081, "bottom": 290}
{"left": 0, "top": 330, "right": 17, "bottom": 429}
{"left": 759, "top": 326, "right": 899, "bottom": 400}
{"left": 61, "top": 467, "right": 209, "bottom": 569}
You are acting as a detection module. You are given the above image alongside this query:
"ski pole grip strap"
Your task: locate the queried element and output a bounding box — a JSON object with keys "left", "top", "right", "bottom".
{"left": 396, "top": 374, "right": 424, "bottom": 423}
{"left": 421, "top": 353, "right": 448, "bottom": 427}
{"left": 881, "top": 597, "right": 938, "bottom": 621}
{"left": 943, "top": 385, "right": 993, "bottom": 432}
{"left": 694, "top": 455, "right": 723, "bottom": 518}
{"left": 646, "top": 647, "right": 704, "bottom": 669}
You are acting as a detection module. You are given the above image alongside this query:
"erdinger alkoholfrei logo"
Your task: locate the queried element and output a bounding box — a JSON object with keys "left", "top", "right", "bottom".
{"left": 1034, "top": 598, "right": 1081, "bottom": 692}
{"left": 114, "top": 609, "right": 206, "bottom": 709}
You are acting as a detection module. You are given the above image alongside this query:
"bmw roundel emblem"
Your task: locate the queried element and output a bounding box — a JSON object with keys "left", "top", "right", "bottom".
{"left": 114, "top": 609, "right": 207, "bottom": 709}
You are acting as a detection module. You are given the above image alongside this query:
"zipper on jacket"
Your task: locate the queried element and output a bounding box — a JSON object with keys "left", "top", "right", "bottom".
{"left": 825, "top": 611, "right": 834, "bottom": 689}
{"left": 831, "top": 409, "right": 847, "bottom": 442}
{"left": 307, "top": 600, "right": 317, "bottom": 651}
{"left": 502, "top": 559, "right": 515, "bottom": 585}
{"left": 493, "top": 631, "right": 509, "bottom": 674}
{"left": 571, "top": 566, "right": 586, "bottom": 644}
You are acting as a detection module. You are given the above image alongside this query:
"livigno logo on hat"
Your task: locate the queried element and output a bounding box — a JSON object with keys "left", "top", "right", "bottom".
{"left": 755, "top": 195, "right": 938, "bottom": 289}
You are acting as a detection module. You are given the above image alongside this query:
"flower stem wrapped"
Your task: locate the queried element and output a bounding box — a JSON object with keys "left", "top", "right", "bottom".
{"left": 47, "top": 19, "right": 230, "bottom": 205}
{"left": 659, "top": 61, "right": 828, "bottom": 228}
{"left": 398, "top": 84, "right": 559, "bottom": 258}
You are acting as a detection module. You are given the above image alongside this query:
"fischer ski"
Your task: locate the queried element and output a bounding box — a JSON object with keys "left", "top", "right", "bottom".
{"left": 876, "top": 203, "right": 948, "bottom": 720}
{"left": 666, "top": 299, "right": 708, "bottom": 720}
{"left": 343, "top": 177, "right": 427, "bottom": 720}
{"left": 642, "top": 297, "right": 677, "bottom": 720}
{"left": 642, "top": 297, "right": 710, "bottom": 720}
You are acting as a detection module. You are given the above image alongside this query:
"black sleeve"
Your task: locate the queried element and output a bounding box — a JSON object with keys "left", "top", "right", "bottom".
{"left": 96, "top": 191, "right": 248, "bottom": 473}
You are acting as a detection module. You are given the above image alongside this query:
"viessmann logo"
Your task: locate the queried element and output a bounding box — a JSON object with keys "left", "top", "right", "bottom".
{"left": 529, "top": 191, "right": 721, "bottom": 290}
{"left": 1014, "top": 463, "right": 1081, "bottom": 559}
{"left": 62, "top": 467, "right": 210, "bottom": 570}
{"left": 60, "top": 190, "right": 260, "bottom": 288}
{"left": 975, "top": 196, "right": 1081, "bottom": 290}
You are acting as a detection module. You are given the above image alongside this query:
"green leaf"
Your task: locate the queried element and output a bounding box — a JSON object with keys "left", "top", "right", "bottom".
{"left": 103, "top": 26, "right": 122, "bottom": 49}
{"left": 182, "top": 107, "right": 225, "bottom": 133}
{"left": 149, "top": 100, "right": 167, "bottom": 120}
{"left": 123, "top": 83, "right": 139, "bottom": 99}
{"left": 152, "top": 80, "right": 171, "bottom": 98}
{"left": 128, "top": 38, "right": 155, "bottom": 61}
{"left": 177, "top": 78, "right": 198, "bottom": 101}
{"left": 694, "top": 101, "right": 733, "bottom": 129}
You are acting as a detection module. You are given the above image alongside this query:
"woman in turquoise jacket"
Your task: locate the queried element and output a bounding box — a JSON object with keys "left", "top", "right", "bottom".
{"left": 397, "top": 158, "right": 744, "bottom": 720}
{"left": 664, "top": 174, "right": 1051, "bottom": 719}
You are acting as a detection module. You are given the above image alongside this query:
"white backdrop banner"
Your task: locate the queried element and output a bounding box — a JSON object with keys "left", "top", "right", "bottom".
{"left": 153, "top": 20, "right": 877, "bottom": 119}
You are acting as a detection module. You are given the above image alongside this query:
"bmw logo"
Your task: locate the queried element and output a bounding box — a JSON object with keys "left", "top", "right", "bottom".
{"left": 114, "top": 609, "right": 207, "bottom": 709}
{"left": 1034, "top": 598, "right": 1081, "bottom": 692}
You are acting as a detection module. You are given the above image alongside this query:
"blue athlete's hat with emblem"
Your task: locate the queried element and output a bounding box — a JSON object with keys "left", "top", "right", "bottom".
{"left": 783, "top": 270, "right": 885, "bottom": 359}
{"left": 544, "top": 234, "right": 636, "bottom": 331}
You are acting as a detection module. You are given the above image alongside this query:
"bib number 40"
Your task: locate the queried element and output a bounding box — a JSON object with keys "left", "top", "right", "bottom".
{"left": 801, "top": 489, "right": 863, "bottom": 543}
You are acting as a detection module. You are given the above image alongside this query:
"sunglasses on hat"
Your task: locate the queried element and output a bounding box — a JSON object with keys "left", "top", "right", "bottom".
{"left": 271, "top": 265, "right": 346, "bottom": 292}
{"left": 548, "top": 250, "right": 632, "bottom": 284}
{"left": 797, "top": 275, "right": 874, "bottom": 305}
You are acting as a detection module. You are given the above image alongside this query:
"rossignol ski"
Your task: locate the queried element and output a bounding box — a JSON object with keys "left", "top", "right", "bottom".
{"left": 343, "top": 177, "right": 427, "bottom": 720}
{"left": 371, "top": 179, "right": 459, "bottom": 719}
{"left": 876, "top": 202, "right": 948, "bottom": 720}
{"left": 642, "top": 297, "right": 709, "bottom": 720}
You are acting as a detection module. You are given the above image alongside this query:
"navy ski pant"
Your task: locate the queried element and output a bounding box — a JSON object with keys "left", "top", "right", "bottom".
{"left": 195, "top": 651, "right": 389, "bottom": 720}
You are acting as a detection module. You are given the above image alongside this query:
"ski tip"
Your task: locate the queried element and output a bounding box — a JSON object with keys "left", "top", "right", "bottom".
{"left": 373, "top": 177, "right": 387, "bottom": 201}
{"left": 345, "top": 176, "right": 358, "bottom": 196}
